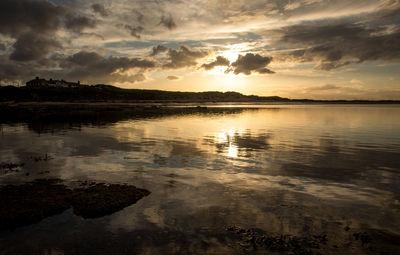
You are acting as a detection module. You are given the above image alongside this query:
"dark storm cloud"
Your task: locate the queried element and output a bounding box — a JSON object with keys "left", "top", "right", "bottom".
{"left": 0, "top": 50, "right": 154, "bottom": 83}
{"left": 91, "top": 3, "right": 109, "bottom": 17}
{"left": 163, "top": 45, "right": 208, "bottom": 69}
{"left": 229, "top": 53, "right": 274, "bottom": 75}
{"left": 0, "top": 0, "right": 63, "bottom": 37}
{"left": 0, "top": 43, "right": 6, "bottom": 51}
{"left": 0, "top": 54, "right": 59, "bottom": 81}
{"left": 280, "top": 24, "right": 368, "bottom": 46}
{"left": 10, "top": 32, "right": 61, "bottom": 61}
{"left": 65, "top": 51, "right": 103, "bottom": 66}
{"left": 63, "top": 51, "right": 156, "bottom": 70}
{"left": 58, "top": 51, "right": 157, "bottom": 83}
{"left": 378, "top": 5, "right": 400, "bottom": 22}
{"left": 0, "top": 56, "right": 26, "bottom": 80}
{"left": 150, "top": 45, "right": 168, "bottom": 56}
{"left": 201, "top": 56, "right": 230, "bottom": 70}
{"left": 276, "top": 22, "right": 400, "bottom": 70}
{"left": 124, "top": 25, "right": 144, "bottom": 39}
{"left": 0, "top": 0, "right": 97, "bottom": 68}
{"left": 65, "top": 15, "right": 97, "bottom": 33}
{"left": 0, "top": 0, "right": 96, "bottom": 36}
{"left": 159, "top": 15, "right": 177, "bottom": 30}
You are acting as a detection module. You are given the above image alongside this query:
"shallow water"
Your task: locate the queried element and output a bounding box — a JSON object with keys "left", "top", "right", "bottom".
{"left": 1, "top": 105, "right": 400, "bottom": 254}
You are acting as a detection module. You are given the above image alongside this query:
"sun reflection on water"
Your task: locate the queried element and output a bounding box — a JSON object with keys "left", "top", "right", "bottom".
{"left": 227, "top": 144, "right": 238, "bottom": 158}
{"left": 215, "top": 129, "right": 241, "bottom": 158}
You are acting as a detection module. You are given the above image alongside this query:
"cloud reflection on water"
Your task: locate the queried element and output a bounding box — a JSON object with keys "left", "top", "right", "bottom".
{"left": 1, "top": 105, "right": 400, "bottom": 254}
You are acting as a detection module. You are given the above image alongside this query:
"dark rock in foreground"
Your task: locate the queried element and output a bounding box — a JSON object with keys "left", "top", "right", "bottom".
{"left": 0, "top": 179, "right": 71, "bottom": 231}
{"left": 0, "top": 179, "right": 150, "bottom": 231}
{"left": 226, "top": 226, "right": 400, "bottom": 255}
{"left": 226, "top": 226, "right": 326, "bottom": 255}
{"left": 71, "top": 183, "right": 150, "bottom": 218}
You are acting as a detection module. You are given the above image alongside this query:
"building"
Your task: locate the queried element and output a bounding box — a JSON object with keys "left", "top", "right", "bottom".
{"left": 26, "top": 77, "right": 83, "bottom": 88}
{"left": 26, "top": 77, "right": 48, "bottom": 87}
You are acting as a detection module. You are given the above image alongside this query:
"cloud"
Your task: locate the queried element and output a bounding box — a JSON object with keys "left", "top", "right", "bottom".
{"left": 63, "top": 51, "right": 156, "bottom": 70}
{"left": 0, "top": 0, "right": 398, "bottom": 96}
{"left": 0, "top": 0, "right": 63, "bottom": 37}
{"left": 0, "top": 56, "right": 26, "bottom": 80}
{"left": 0, "top": 0, "right": 96, "bottom": 36}
{"left": 350, "top": 79, "right": 364, "bottom": 85}
{"left": 167, "top": 75, "right": 180, "bottom": 80}
{"left": 275, "top": 22, "right": 400, "bottom": 70}
{"left": 150, "top": 45, "right": 168, "bottom": 56}
{"left": 0, "top": 54, "right": 60, "bottom": 81}
{"left": 57, "top": 51, "right": 157, "bottom": 84}
{"left": 284, "top": 2, "right": 301, "bottom": 11}
{"left": 0, "top": 0, "right": 97, "bottom": 67}
{"left": 64, "top": 51, "right": 103, "bottom": 66}
{"left": 163, "top": 45, "right": 208, "bottom": 69}
{"left": 307, "top": 84, "right": 340, "bottom": 91}
{"left": 91, "top": 3, "right": 108, "bottom": 17}
{"left": 315, "top": 61, "right": 351, "bottom": 71}
{"left": 124, "top": 25, "right": 144, "bottom": 39}
{"left": 0, "top": 50, "right": 153, "bottom": 84}
{"left": 159, "top": 15, "right": 177, "bottom": 30}
{"left": 133, "top": 10, "right": 145, "bottom": 24}
{"left": 10, "top": 32, "right": 61, "bottom": 61}
{"left": 229, "top": 53, "right": 274, "bottom": 75}
{"left": 201, "top": 56, "right": 230, "bottom": 70}
{"left": 65, "top": 15, "right": 96, "bottom": 33}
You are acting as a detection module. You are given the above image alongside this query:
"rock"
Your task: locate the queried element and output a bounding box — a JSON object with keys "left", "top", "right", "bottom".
{"left": 226, "top": 226, "right": 327, "bottom": 254}
{"left": 70, "top": 183, "right": 150, "bottom": 218}
{"left": 0, "top": 179, "right": 71, "bottom": 230}
{"left": 0, "top": 179, "right": 150, "bottom": 231}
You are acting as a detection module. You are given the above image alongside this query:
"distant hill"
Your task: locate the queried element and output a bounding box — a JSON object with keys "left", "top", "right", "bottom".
{"left": 0, "top": 85, "right": 398, "bottom": 103}
{"left": 0, "top": 85, "right": 291, "bottom": 102}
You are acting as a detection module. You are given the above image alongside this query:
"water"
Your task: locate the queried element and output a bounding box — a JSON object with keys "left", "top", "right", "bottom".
{"left": 1, "top": 105, "right": 400, "bottom": 254}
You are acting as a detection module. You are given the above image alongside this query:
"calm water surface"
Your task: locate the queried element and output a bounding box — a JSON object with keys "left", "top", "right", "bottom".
{"left": 1, "top": 105, "right": 400, "bottom": 254}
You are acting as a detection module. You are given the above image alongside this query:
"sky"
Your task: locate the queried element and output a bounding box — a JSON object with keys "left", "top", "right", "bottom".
{"left": 0, "top": 0, "right": 400, "bottom": 99}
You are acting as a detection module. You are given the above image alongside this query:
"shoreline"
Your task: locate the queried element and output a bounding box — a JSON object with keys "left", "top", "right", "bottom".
{"left": 1, "top": 100, "right": 400, "bottom": 107}
{"left": 1, "top": 101, "right": 398, "bottom": 127}
{"left": 1, "top": 86, "right": 399, "bottom": 105}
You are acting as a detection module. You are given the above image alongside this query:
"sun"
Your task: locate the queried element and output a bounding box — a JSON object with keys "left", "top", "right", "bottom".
{"left": 221, "top": 50, "right": 240, "bottom": 63}
{"left": 203, "top": 46, "right": 248, "bottom": 82}
{"left": 205, "top": 50, "right": 240, "bottom": 77}
{"left": 207, "top": 66, "right": 234, "bottom": 77}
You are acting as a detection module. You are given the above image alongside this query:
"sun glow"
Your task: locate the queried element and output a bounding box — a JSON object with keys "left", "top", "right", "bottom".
{"left": 215, "top": 129, "right": 239, "bottom": 158}
{"left": 205, "top": 45, "right": 248, "bottom": 76}
{"left": 221, "top": 50, "right": 240, "bottom": 63}
{"left": 202, "top": 46, "right": 250, "bottom": 90}
{"left": 207, "top": 66, "right": 233, "bottom": 76}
